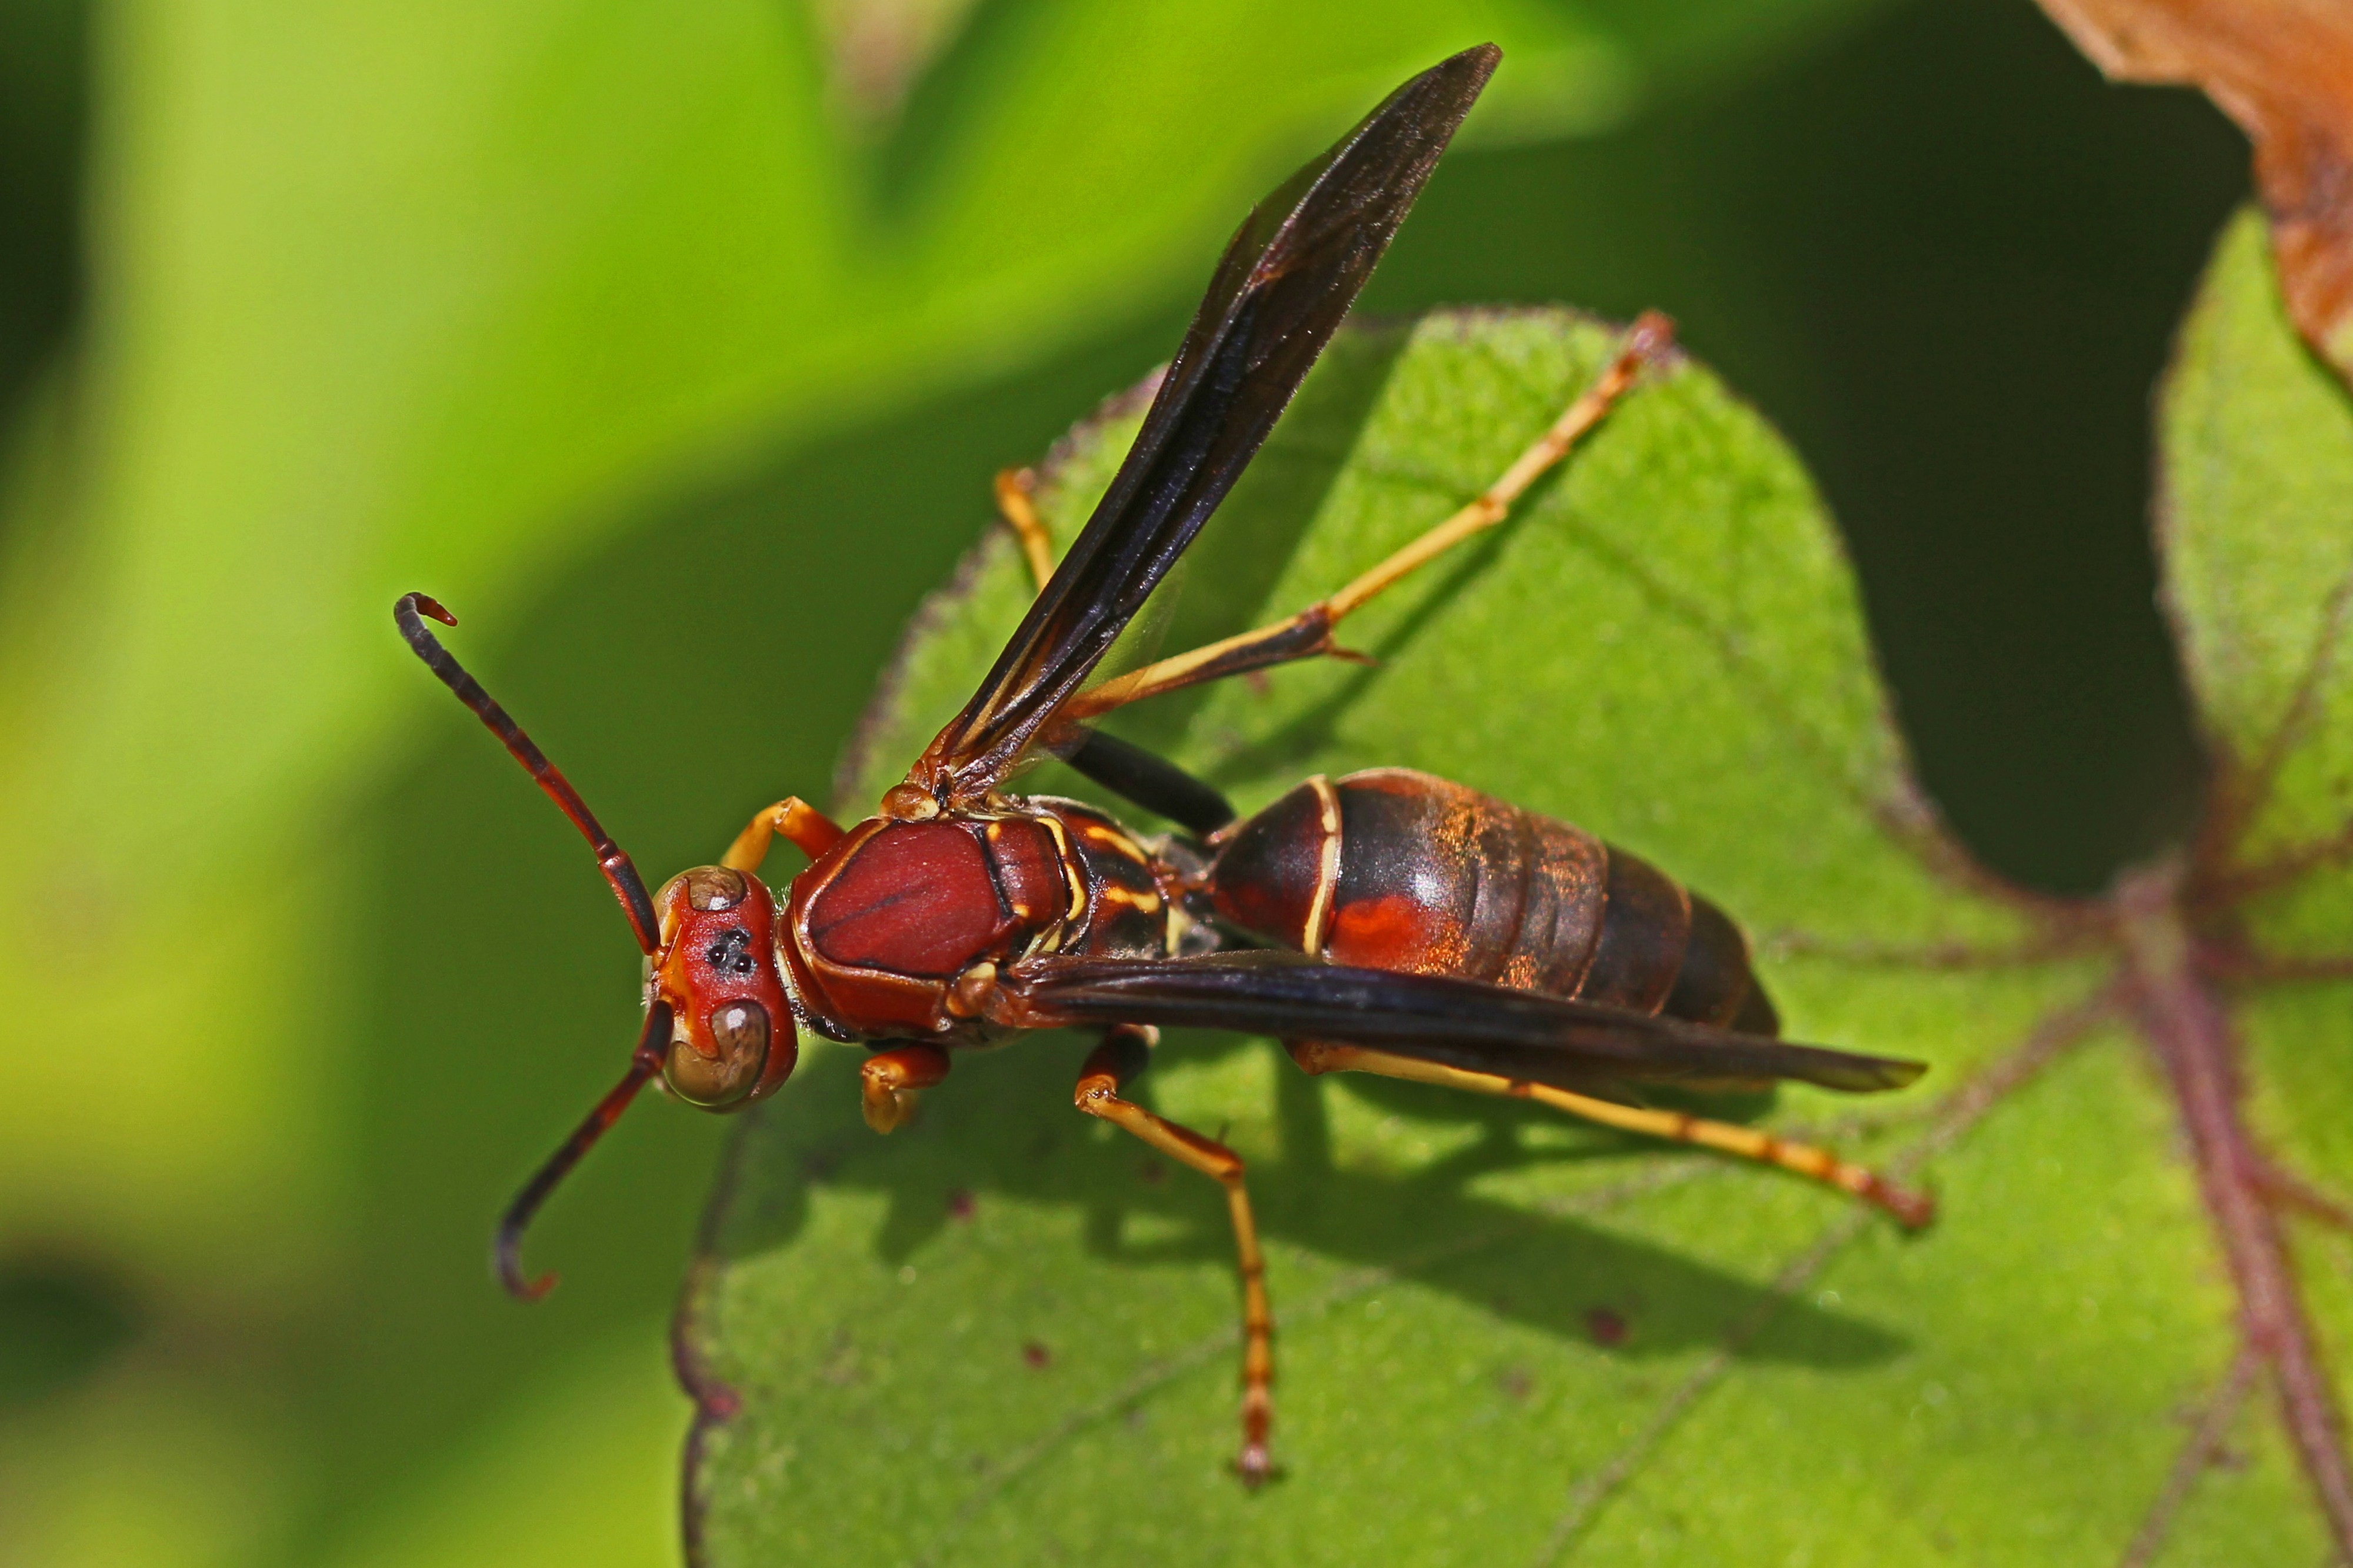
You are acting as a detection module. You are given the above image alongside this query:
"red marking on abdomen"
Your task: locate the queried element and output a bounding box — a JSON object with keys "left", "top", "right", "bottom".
{"left": 1327, "top": 893, "right": 1445, "bottom": 972}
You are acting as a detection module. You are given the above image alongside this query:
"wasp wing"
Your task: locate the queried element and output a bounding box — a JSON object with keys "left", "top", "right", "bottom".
{"left": 998, "top": 952, "right": 1927, "bottom": 1095}
{"left": 904, "top": 44, "right": 1498, "bottom": 806}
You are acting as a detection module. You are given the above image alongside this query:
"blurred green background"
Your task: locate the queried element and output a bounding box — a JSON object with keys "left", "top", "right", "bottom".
{"left": 0, "top": 1, "right": 2246, "bottom": 1563}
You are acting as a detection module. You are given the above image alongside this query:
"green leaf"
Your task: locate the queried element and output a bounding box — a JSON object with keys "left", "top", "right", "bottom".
{"left": 2160, "top": 209, "right": 2353, "bottom": 913}
{"left": 0, "top": 8, "right": 1948, "bottom": 1564}
{"left": 2151, "top": 207, "right": 2353, "bottom": 1559}
{"left": 0, "top": 0, "right": 1867, "bottom": 1303}
{"left": 680, "top": 309, "right": 2272, "bottom": 1563}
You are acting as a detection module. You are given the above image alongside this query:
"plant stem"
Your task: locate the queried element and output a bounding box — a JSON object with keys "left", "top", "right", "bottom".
{"left": 2117, "top": 863, "right": 2353, "bottom": 1559}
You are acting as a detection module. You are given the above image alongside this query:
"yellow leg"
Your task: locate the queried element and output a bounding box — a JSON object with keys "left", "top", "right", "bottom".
{"left": 722, "top": 797, "right": 846, "bottom": 873}
{"left": 1288, "top": 1039, "right": 1933, "bottom": 1228}
{"left": 1064, "top": 311, "right": 1677, "bottom": 722}
{"left": 1075, "top": 1025, "right": 1277, "bottom": 1486}
{"left": 861, "top": 1043, "right": 951, "bottom": 1134}
{"left": 996, "top": 466, "right": 1056, "bottom": 595}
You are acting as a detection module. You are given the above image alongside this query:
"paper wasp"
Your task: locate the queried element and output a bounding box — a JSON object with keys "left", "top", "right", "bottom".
{"left": 397, "top": 43, "right": 1929, "bottom": 1485}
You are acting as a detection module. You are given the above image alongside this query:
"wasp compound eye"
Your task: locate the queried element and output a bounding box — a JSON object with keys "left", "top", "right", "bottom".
{"left": 664, "top": 997, "right": 771, "bottom": 1108}
{"left": 681, "top": 865, "right": 748, "bottom": 912}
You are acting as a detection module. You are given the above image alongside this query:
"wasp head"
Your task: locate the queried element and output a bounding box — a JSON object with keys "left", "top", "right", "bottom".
{"left": 648, "top": 865, "right": 801, "bottom": 1109}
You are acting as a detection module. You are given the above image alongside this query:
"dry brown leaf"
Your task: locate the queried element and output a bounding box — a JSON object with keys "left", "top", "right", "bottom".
{"left": 2038, "top": 0, "right": 2353, "bottom": 372}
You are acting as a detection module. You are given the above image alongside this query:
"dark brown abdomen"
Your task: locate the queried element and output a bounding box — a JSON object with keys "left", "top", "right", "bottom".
{"left": 1206, "top": 769, "right": 1775, "bottom": 1033}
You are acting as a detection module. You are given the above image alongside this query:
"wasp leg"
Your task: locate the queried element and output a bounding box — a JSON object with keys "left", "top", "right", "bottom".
{"left": 1064, "top": 732, "right": 1235, "bottom": 835}
{"left": 861, "top": 1043, "right": 951, "bottom": 1134}
{"left": 999, "top": 461, "right": 1235, "bottom": 833}
{"left": 995, "top": 466, "right": 1057, "bottom": 596}
{"left": 1062, "top": 312, "right": 1677, "bottom": 723}
{"left": 722, "top": 798, "right": 847, "bottom": 874}
{"left": 1287, "top": 1039, "right": 1934, "bottom": 1228}
{"left": 1075, "top": 1024, "right": 1277, "bottom": 1486}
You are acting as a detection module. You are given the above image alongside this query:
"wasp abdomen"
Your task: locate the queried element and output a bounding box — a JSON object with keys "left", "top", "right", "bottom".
{"left": 1206, "top": 769, "right": 1773, "bottom": 1033}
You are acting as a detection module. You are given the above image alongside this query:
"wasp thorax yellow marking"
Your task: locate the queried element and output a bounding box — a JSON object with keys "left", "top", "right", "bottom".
{"left": 1035, "top": 812, "right": 1091, "bottom": 927}
{"left": 947, "top": 962, "right": 999, "bottom": 1018}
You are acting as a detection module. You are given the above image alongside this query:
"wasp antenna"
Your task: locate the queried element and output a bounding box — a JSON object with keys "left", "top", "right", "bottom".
{"left": 495, "top": 1002, "right": 673, "bottom": 1301}
{"left": 395, "top": 592, "right": 662, "bottom": 955}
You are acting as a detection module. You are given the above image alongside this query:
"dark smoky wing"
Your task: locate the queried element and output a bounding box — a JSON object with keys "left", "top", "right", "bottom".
{"left": 998, "top": 952, "right": 1928, "bottom": 1095}
{"left": 905, "top": 45, "right": 1499, "bottom": 805}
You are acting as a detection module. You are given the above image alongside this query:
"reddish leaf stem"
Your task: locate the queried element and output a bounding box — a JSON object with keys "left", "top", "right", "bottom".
{"left": 2254, "top": 1158, "right": 2353, "bottom": 1235}
{"left": 2117, "top": 1345, "right": 2261, "bottom": 1568}
{"left": 2190, "top": 567, "right": 2353, "bottom": 886}
{"left": 2196, "top": 946, "right": 2353, "bottom": 986}
{"left": 2117, "top": 865, "right": 2353, "bottom": 1557}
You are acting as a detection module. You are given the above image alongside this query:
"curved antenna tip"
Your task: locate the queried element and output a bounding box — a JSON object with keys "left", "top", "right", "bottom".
{"left": 392, "top": 589, "right": 662, "bottom": 955}
{"left": 489, "top": 1006, "right": 671, "bottom": 1305}
{"left": 498, "top": 1256, "right": 559, "bottom": 1303}
{"left": 398, "top": 590, "right": 458, "bottom": 627}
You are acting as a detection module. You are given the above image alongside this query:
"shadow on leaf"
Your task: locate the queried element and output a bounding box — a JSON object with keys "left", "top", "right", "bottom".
{"left": 713, "top": 1035, "right": 1906, "bottom": 1370}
